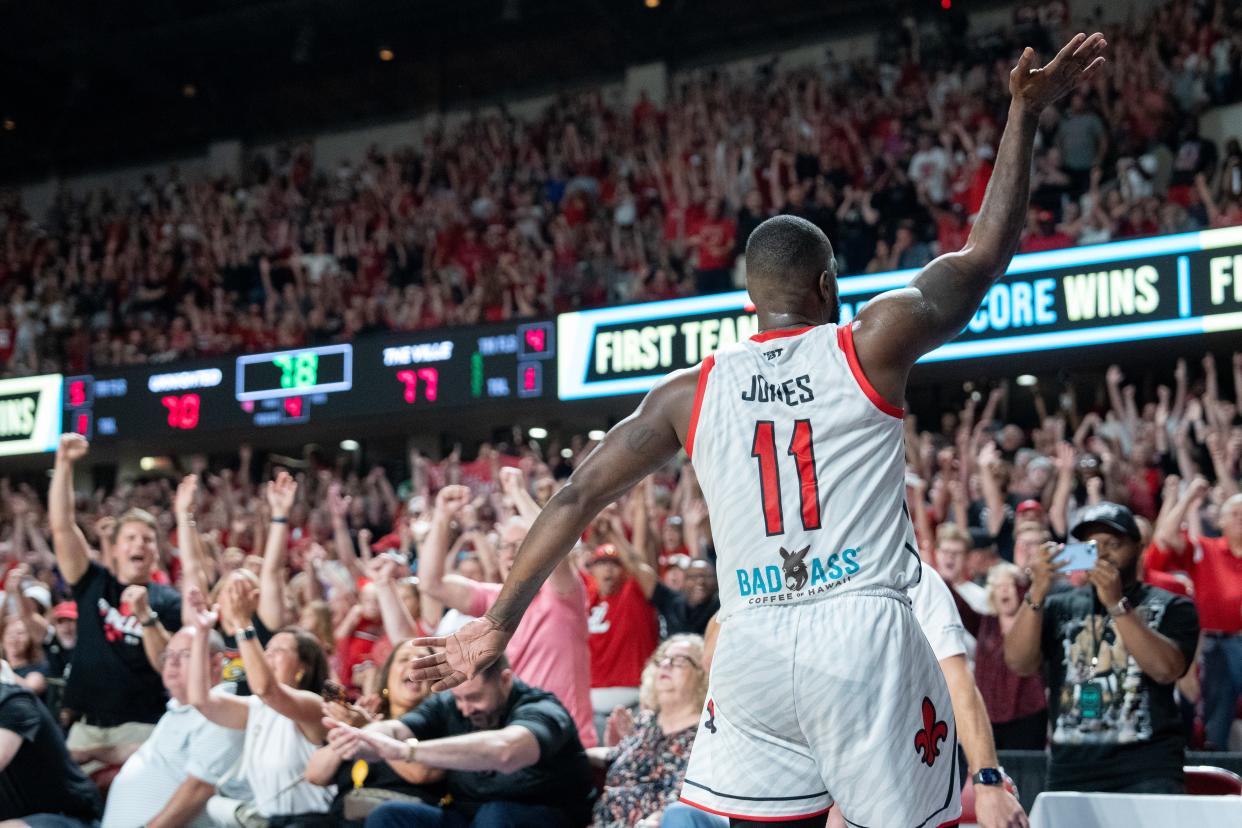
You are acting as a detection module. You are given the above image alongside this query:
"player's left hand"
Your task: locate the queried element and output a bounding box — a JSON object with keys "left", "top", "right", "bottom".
{"left": 1086, "top": 557, "right": 1123, "bottom": 607}
{"left": 974, "top": 784, "right": 1029, "bottom": 828}
{"left": 409, "top": 615, "right": 511, "bottom": 691}
{"left": 1010, "top": 32, "right": 1107, "bottom": 112}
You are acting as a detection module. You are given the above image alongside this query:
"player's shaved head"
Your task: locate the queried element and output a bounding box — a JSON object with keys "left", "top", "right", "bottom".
{"left": 744, "top": 215, "right": 839, "bottom": 323}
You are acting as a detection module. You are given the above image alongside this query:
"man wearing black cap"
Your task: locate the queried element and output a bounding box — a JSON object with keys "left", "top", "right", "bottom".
{"left": 1004, "top": 502, "right": 1199, "bottom": 793}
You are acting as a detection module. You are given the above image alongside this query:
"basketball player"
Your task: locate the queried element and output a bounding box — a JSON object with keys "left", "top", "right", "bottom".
{"left": 411, "top": 33, "right": 1106, "bottom": 827}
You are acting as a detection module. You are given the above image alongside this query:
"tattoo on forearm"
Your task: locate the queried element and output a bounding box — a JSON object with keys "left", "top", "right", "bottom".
{"left": 625, "top": 425, "right": 657, "bottom": 454}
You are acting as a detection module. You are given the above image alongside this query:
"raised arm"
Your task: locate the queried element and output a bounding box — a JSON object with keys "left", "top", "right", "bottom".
{"left": 258, "top": 472, "right": 297, "bottom": 632}
{"left": 328, "top": 483, "right": 364, "bottom": 582}
{"left": 173, "top": 475, "right": 211, "bottom": 604}
{"left": 185, "top": 587, "right": 249, "bottom": 731}
{"left": 49, "top": 434, "right": 92, "bottom": 585}
{"left": 418, "top": 486, "right": 486, "bottom": 614}
{"left": 851, "top": 35, "right": 1107, "bottom": 406}
{"left": 412, "top": 367, "right": 695, "bottom": 689}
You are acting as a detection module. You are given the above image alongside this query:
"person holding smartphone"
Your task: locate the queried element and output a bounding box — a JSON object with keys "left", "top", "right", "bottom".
{"left": 1003, "top": 502, "right": 1200, "bottom": 793}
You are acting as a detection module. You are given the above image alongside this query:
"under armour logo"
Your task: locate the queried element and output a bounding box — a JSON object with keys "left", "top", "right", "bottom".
{"left": 779, "top": 545, "right": 810, "bottom": 591}
{"left": 914, "top": 697, "right": 948, "bottom": 767}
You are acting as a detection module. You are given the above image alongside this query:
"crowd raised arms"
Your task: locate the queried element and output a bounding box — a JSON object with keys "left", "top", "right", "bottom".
{"left": 2, "top": 3, "right": 1241, "bottom": 379}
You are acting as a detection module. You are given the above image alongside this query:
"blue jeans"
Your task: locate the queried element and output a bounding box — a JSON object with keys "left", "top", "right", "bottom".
{"left": 365, "top": 800, "right": 572, "bottom": 828}
{"left": 662, "top": 802, "right": 728, "bottom": 828}
{"left": 1203, "top": 634, "right": 1242, "bottom": 750}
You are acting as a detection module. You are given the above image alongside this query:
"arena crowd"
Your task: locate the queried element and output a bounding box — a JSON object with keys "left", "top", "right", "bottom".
{"left": 2, "top": 0, "right": 1242, "bottom": 377}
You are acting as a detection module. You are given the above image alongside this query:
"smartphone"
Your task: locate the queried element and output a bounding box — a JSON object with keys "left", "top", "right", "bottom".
{"left": 1054, "top": 540, "right": 1098, "bottom": 572}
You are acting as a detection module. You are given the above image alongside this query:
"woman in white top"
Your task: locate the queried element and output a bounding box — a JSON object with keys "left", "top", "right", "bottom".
{"left": 188, "top": 579, "right": 335, "bottom": 826}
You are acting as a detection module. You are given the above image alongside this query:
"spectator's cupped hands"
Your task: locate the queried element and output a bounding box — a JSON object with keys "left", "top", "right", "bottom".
{"left": 220, "top": 574, "right": 259, "bottom": 634}
{"left": 1010, "top": 33, "right": 1107, "bottom": 112}
{"left": 604, "top": 705, "right": 636, "bottom": 747}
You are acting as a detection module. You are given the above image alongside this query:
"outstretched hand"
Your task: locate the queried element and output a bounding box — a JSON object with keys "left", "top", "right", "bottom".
{"left": 409, "top": 616, "right": 511, "bottom": 691}
{"left": 1010, "top": 32, "right": 1107, "bottom": 112}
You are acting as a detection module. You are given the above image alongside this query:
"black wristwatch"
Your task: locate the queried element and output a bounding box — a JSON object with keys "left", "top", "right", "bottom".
{"left": 237, "top": 626, "right": 258, "bottom": 641}
{"left": 140, "top": 615, "right": 161, "bottom": 628}
{"left": 972, "top": 767, "right": 1004, "bottom": 787}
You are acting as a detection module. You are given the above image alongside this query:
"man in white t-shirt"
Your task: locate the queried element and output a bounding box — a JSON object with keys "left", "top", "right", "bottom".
{"left": 102, "top": 628, "right": 244, "bottom": 828}
{"left": 909, "top": 132, "right": 953, "bottom": 205}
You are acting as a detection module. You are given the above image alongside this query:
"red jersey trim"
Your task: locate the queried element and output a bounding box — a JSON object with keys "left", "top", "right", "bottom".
{"left": 680, "top": 797, "right": 832, "bottom": 823}
{"left": 836, "top": 324, "right": 905, "bottom": 419}
{"left": 750, "top": 325, "right": 815, "bottom": 343}
{"left": 685, "top": 355, "right": 715, "bottom": 459}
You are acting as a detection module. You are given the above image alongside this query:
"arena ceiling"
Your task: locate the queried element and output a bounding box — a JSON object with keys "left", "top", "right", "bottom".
{"left": 0, "top": 0, "right": 965, "bottom": 184}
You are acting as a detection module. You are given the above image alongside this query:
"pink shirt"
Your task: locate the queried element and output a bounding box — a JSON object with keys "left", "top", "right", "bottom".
{"left": 468, "top": 576, "right": 597, "bottom": 747}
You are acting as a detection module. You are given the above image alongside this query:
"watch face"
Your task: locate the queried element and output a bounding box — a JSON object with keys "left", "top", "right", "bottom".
{"left": 975, "top": 768, "right": 1003, "bottom": 786}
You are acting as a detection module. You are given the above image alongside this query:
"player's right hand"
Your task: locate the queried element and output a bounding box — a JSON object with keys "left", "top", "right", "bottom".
{"left": 1010, "top": 32, "right": 1107, "bottom": 112}
{"left": 58, "top": 433, "right": 90, "bottom": 463}
{"left": 409, "top": 615, "right": 511, "bottom": 691}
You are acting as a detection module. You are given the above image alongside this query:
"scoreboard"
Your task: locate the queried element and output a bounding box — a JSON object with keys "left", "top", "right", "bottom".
{"left": 62, "top": 320, "right": 556, "bottom": 440}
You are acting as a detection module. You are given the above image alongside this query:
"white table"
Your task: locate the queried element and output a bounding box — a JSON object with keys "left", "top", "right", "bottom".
{"left": 1029, "top": 792, "right": 1242, "bottom": 827}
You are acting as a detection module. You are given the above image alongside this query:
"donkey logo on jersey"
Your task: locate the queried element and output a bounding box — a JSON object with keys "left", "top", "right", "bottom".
{"left": 779, "top": 546, "right": 811, "bottom": 591}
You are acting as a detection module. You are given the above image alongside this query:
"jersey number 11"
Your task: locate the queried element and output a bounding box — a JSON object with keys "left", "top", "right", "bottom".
{"left": 751, "top": 420, "right": 822, "bottom": 536}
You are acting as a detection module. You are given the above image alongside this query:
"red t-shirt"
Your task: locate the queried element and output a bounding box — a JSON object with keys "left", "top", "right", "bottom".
{"left": 336, "top": 620, "right": 386, "bottom": 690}
{"left": 695, "top": 218, "right": 737, "bottom": 271}
{"left": 584, "top": 575, "right": 658, "bottom": 689}
{"left": 1145, "top": 534, "right": 1242, "bottom": 633}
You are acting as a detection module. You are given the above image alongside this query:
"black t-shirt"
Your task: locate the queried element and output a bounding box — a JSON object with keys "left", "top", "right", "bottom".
{"left": 64, "top": 562, "right": 182, "bottom": 724}
{"left": 400, "top": 680, "right": 594, "bottom": 823}
{"left": 0, "top": 684, "right": 102, "bottom": 820}
{"left": 1041, "top": 583, "right": 1199, "bottom": 791}
{"left": 651, "top": 583, "right": 689, "bottom": 638}
{"left": 329, "top": 757, "right": 444, "bottom": 827}
{"left": 219, "top": 613, "right": 275, "bottom": 697}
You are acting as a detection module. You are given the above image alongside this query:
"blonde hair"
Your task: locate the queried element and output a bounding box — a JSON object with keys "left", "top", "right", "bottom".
{"left": 113, "top": 508, "right": 158, "bottom": 541}
{"left": 985, "top": 562, "right": 1023, "bottom": 615}
{"left": 639, "top": 634, "right": 708, "bottom": 713}
{"left": 935, "top": 523, "right": 971, "bottom": 548}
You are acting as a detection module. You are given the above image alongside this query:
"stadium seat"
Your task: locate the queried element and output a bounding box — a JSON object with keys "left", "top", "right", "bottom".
{"left": 1183, "top": 766, "right": 1242, "bottom": 796}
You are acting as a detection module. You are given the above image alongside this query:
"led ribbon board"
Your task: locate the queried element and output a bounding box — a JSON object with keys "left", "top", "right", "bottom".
{"left": 557, "top": 227, "right": 1242, "bottom": 400}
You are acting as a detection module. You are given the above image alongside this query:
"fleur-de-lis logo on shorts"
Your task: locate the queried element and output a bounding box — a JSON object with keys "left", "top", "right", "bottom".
{"left": 914, "top": 697, "right": 948, "bottom": 767}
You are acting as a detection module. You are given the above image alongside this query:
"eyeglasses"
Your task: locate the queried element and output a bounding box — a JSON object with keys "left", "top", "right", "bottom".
{"left": 656, "top": 655, "right": 701, "bottom": 671}
{"left": 159, "top": 650, "right": 192, "bottom": 666}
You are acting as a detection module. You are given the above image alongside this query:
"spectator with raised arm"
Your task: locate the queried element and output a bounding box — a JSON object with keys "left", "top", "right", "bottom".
{"left": 186, "top": 583, "right": 334, "bottom": 825}
{"left": 50, "top": 434, "right": 181, "bottom": 768}
{"left": 416, "top": 479, "right": 596, "bottom": 748}
{"left": 1146, "top": 477, "right": 1242, "bottom": 750}
{"left": 101, "top": 627, "right": 244, "bottom": 828}
{"left": 584, "top": 512, "right": 659, "bottom": 742}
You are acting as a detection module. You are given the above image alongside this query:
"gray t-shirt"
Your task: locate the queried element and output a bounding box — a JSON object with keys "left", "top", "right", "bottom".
{"left": 1057, "top": 112, "right": 1107, "bottom": 172}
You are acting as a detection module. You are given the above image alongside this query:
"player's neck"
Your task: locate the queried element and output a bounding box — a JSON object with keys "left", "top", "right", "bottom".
{"left": 756, "top": 311, "right": 823, "bottom": 333}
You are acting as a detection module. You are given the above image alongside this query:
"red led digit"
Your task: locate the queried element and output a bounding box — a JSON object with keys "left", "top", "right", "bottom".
{"left": 417, "top": 368, "right": 439, "bottom": 402}
{"left": 161, "top": 394, "right": 201, "bottom": 430}
{"left": 69, "top": 381, "right": 87, "bottom": 407}
{"left": 397, "top": 370, "right": 418, "bottom": 403}
{"left": 75, "top": 413, "right": 89, "bottom": 435}
{"left": 285, "top": 397, "right": 303, "bottom": 418}
{"left": 523, "top": 366, "right": 536, "bottom": 392}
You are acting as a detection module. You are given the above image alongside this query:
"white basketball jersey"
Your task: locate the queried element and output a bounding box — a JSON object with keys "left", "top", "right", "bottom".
{"left": 686, "top": 323, "right": 921, "bottom": 620}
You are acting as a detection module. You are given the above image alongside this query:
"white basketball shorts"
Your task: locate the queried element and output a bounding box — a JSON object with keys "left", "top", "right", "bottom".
{"left": 680, "top": 588, "right": 962, "bottom": 827}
